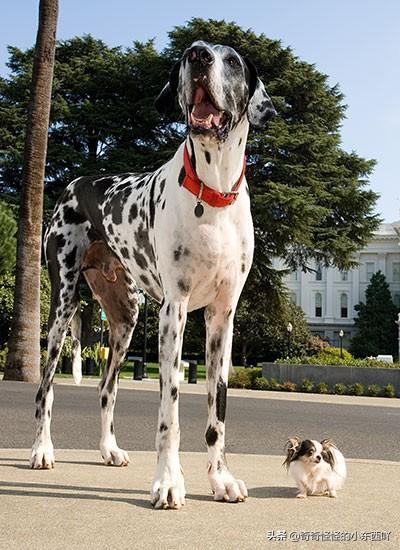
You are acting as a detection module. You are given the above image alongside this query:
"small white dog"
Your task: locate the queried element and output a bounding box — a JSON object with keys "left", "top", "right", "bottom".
{"left": 283, "top": 437, "right": 346, "bottom": 498}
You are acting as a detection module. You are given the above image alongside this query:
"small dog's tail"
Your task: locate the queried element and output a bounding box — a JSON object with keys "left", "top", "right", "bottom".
{"left": 71, "top": 309, "right": 82, "bottom": 385}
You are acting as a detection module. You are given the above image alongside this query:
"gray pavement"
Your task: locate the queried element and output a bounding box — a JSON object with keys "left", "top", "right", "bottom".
{"left": 1, "top": 378, "right": 400, "bottom": 460}
{"left": 1, "top": 378, "right": 399, "bottom": 549}
{"left": 0, "top": 449, "right": 398, "bottom": 549}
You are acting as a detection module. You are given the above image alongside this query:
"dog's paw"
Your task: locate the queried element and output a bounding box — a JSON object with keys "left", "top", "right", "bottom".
{"left": 296, "top": 492, "right": 307, "bottom": 499}
{"left": 101, "top": 446, "right": 130, "bottom": 467}
{"left": 208, "top": 465, "right": 248, "bottom": 503}
{"left": 328, "top": 490, "right": 337, "bottom": 498}
{"left": 150, "top": 465, "right": 185, "bottom": 509}
{"left": 30, "top": 441, "right": 55, "bottom": 469}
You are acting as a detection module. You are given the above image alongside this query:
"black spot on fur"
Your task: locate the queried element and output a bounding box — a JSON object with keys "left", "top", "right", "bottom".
{"left": 204, "top": 150, "right": 211, "bottom": 164}
{"left": 159, "top": 422, "right": 168, "bottom": 432}
{"left": 63, "top": 206, "right": 85, "bottom": 225}
{"left": 177, "top": 278, "right": 191, "bottom": 294}
{"left": 205, "top": 425, "right": 218, "bottom": 447}
{"left": 140, "top": 274, "right": 150, "bottom": 286}
{"left": 208, "top": 392, "right": 213, "bottom": 408}
{"left": 149, "top": 175, "right": 157, "bottom": 228}
{"left": 241, "top": 263, "right": 246, "bottom": 273}
{"left": 121, "top": 247, "right": 130, "bottom": 259}
{"left": 101, "top": 395, "right": 108, "bottom": 408}
{"left": 64, "top": 246, "right": 77, "bottom": 270}
{"left": 171, "top": 386, "right": 178, "bottom": 401}
{"left": 216, "top": 377, "right": 227, "bottom": 423}
{"left": 55, "top": 233, "right": 66, "bottom": 250}
{"left": 128, "top": 203, "right": 138, "bottom": 223}
{"left": 110, "top": 421, "right": 114, "bottom": 434}
{"left": 133, "top": 250, "right": 148, "bottom": 269}
{"left": 161, "top": 200, "right": 166, "bottom": 210}
{"left": 178, "top": 166, "right": 185, "bottom": 186}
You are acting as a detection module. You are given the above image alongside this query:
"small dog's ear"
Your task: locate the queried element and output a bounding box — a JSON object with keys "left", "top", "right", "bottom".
{"left": 244, "top": 57, "right": 277, "bottom": 128}
{"left": 321, "top": 439, "right": 337, "bottom": 469}
{"left": 155, "top": 60, "right": 181, "bottom": 116}
{"left": 283, "top": 437, "right": 302, "bottom": 469}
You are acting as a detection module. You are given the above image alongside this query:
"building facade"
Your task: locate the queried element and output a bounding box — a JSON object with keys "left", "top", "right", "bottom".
{"left": 274, "top": 221, "right": 400, "bottom": 348}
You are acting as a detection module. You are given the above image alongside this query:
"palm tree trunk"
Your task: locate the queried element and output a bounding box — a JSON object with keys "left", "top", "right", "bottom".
{"left": 4, "top": 0, "right": 58, "bottom": 382}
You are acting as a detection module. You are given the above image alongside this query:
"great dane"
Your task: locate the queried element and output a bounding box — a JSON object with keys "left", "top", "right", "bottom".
{"left": 30, "top": 40, "right": 276, "bottom": 509}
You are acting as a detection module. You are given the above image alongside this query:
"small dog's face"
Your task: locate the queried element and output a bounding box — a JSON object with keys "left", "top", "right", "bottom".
{"left": 284, "top": 437, "right": 336, "bottom": 470}
{"left": 155, "top": 41, "right": 276, "bottom": 141}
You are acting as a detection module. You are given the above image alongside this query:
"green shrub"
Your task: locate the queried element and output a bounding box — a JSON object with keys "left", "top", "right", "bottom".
{"left": 348, "top": 383, "right": 364, "bottom": 396}
{"left": 281, "top": 380, "right": 297, "bottom": 392}
{"left": 367, "top": 384, "right": 381, "bottom": 397}
{"left": 247, "top": 368, "right": 262, "bottom": 386}
{"left": 228, "top": 370, "right": 252, "bottom": 389}
{"left": 334, "top": 383, "right": 347, "bottom": 395}
{"left": 383, "top": 384, "right": 396, "bottom": 398}
{"left": 301, "top": 378, "right": 314, "bottom": 393}
{"left": 269, "top": 378, "right": 281, "bottom": 391}
{"left": 254, "top": 377, "right": 270, "bottom": 391}
{"left": 316, "top": 382, "right": 329, "bottom": 394}
{"left": 0, "top": 346, "right": 7, "bottom": 371}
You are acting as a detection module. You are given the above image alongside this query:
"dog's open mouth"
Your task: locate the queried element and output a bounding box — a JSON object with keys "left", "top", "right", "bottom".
{"left": 189, "top": 87, "right": 229, "bottom": 136}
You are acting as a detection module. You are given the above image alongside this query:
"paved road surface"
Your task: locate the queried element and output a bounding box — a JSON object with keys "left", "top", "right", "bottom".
{"left": 1, "top": 380, "right": 399, "bottom": 460}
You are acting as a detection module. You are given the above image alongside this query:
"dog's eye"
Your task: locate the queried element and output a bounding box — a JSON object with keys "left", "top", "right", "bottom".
{"left": 226, "top": 56, "right": 240, "bottom": 67}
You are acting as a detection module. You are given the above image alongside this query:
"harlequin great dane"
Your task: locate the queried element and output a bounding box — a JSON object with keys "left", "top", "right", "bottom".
{"left": 30, "top": 40, "right": 276, "bottom": 509}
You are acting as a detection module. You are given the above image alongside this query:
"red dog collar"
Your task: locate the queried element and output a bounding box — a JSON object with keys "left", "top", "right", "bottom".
{"left": 182, "top": 144, "right": 246, "bottom": 209}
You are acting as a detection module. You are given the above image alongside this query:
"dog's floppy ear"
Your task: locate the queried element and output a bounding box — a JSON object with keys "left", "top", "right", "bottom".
{"left": 244, "top": 57, "right": 277, "bottom": 128}
{"left": 155, "top": 60, "right": 181, "bottom": 116}
{"left": 321, "top": 439, "right": 337, "bottom": 469}
{"left": 283, "top": 437, "right": 302, "bottom": 469}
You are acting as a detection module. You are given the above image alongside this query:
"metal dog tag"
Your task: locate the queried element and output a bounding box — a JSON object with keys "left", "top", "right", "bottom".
{"left": 194, "top": 202, "right": 204, "bottom": 217}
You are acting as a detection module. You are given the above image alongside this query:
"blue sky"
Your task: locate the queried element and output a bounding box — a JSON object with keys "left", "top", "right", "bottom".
{"left": 1, "top": 0, "right": 399, "bottom": 222}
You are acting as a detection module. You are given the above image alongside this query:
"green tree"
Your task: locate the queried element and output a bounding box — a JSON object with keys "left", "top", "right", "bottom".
{"left": 1, "top": 19, "right": 381, "bottom": 364}
{"left": 351, "top": 271, "right": 399, "bottom": 359}
{"left": 0, "top": 201, "right": 17, "bottom": 275}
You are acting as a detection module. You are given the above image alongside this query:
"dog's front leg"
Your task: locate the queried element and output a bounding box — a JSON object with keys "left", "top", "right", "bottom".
{"left": 150, "top": 300, "right": 187, "bottom": 509}
{"left": 204, "top": 303, "right": 248, "bottom": 502}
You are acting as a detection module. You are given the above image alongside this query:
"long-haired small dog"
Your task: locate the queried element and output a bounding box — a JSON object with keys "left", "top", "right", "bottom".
{"left": 283, "top": 437, "right": 346, "bottom": 498}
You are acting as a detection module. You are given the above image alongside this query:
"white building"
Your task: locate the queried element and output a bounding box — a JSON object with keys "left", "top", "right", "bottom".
{"left": 274, "top": 221, "right": 400, "bottom": 348}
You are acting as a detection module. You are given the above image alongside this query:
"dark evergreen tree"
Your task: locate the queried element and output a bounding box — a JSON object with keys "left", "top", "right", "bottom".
{"left": 351, "top": 271, "right": 399, "bottom": 359}
{"left": 0, "top": 19, "right": 381, "bottom": 362}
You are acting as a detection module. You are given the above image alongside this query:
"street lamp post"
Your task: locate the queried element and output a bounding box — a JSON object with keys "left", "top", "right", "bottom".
{"left": 286, "top": 322, "right": 293, "bottom": 359}
{"left": 339, "top": 329, "right": 344, "bottom": 359}
{"left": 396, "top": 313, "right": 400, "bottom": 362}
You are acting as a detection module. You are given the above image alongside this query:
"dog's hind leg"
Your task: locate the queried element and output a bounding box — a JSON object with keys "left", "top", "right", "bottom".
{"left": 82, "top": 242, "right": 139, "bottom": 466}
{"left": 204, "top": 298, "right": 248, "bottom": 502}
{"left": 30, "top": 229, "right": 86, "bottom": 469}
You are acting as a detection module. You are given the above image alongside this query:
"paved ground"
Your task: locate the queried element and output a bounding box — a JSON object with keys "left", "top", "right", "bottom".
{"left": 0, "top": 449, "right": 398, "bottom": 550}
{"left": 1, "top": 379, "right": 399, "bottom": 548}
{"left": 1, "top": 379, "right": 400, "bottom": 460}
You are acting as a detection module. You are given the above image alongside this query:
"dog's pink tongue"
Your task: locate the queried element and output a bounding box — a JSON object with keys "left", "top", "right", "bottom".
{"left": 192, "top": 87, "right": 221, "bottom": 127}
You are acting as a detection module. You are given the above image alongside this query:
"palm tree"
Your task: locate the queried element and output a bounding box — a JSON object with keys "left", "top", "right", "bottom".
{"left": 4, "top": 0, "right": 58, "bottom": 382}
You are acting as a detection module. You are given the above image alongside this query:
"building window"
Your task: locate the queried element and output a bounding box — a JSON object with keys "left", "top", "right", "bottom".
{"left": 340, "top": 270, "right": 348, "bottom": 281}
{"left": 366, "top": 262, "right": 375, "bottom": 282}
{"left": 316, "top": 263, "right": 322, "bottom": 281}
{"left": 394, "top": 294, "right": 400, "bottom": 308}
{"left": 393, "top": 263, "right": 400, "bottom": 282}
{"left": 288, "top": 269, "right": 298, "bottom": 282}
{"left": 315, "top": 292, "right": 322, "bottom": 317}
{"left": 290, "top": 292, "right": 297, "bottom": 305}
{"left": 340, "top": 293, "right": 348, "bottom": 318}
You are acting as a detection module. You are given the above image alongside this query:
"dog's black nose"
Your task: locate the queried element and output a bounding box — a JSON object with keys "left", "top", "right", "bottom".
{"left": 187, "top": 46, "right": 214, "bottom": 66}
{"left": 316, "top": 455, "right": 321, "bottom": 462}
